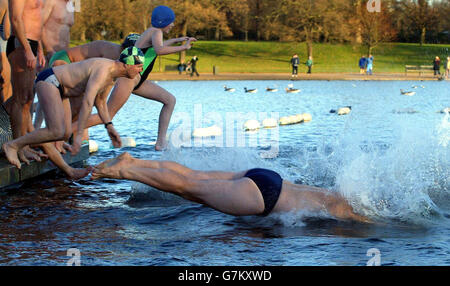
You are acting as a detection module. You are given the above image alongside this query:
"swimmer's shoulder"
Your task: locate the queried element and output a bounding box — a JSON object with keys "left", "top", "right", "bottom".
{"left": 137, "top": 27, "right": 160, "bottom": 49}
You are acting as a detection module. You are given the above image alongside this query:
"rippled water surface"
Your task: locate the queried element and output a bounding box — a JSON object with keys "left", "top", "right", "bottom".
{"left": 0, "top": 80, "right": 449, "bottom": 265}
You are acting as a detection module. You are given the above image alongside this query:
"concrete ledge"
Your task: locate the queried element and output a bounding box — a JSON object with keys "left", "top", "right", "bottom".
{"left": 0, "top": 144, "right": 89, "bottom": 189}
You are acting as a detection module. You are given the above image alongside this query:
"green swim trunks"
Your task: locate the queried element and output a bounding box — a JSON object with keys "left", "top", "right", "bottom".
{"left": 49, "top": 50, "right": 71, "bottom": 67}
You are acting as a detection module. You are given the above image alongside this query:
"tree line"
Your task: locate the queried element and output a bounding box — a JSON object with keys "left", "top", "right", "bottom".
{"left": 71, "top": 0, "right": 450, "bottom": 57}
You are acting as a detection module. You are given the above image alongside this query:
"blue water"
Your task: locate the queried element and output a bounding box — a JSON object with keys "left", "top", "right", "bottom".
{"left": 0, "top": 80, "right": 449, "bottom": 265}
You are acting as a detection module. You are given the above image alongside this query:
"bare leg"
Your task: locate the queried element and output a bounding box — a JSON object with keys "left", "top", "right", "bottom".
{"left": 2, "top": 83, "right": 66, "bottom": 168}
{"left": 95, "top": 154, "right": 245, "bottom": 181}
{"left": 92, "top": 153, "right": 265, "bottom": 216}
{"left": 7, "top": 47, "right": 36, "bottom": 138}
{"left": 0, "top": 52, "right": 12, "bottom": 103}
{"left": 134, "top": 81, "right": 176, "bottom": 151}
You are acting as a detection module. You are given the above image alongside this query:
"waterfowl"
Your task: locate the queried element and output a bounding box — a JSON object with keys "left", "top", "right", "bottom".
{"left": 400, "top": 89, "right": 416, "bottom": 96}
{"left": 244, "top": 87, "right": 258, "bottom": 93}
{"left": 266, "top": 87, "right": 278, "bottom": 92}
{"left": 224, "top": 86, "right": 235, "bottom": 92}
{"left": 286, "top": 88, "right": 301, "bottom": 94}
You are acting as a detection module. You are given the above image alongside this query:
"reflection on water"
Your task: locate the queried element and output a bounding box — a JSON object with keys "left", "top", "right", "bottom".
{"left": 0, "top": 80, "right": 449, "bottom": 265}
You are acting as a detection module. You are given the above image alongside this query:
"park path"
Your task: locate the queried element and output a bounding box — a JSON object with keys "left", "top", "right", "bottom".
{"left": 149, "top": 72, "right": 447, "bottom": 81}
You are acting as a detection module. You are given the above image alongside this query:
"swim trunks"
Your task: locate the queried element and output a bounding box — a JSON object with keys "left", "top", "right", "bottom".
{"left": 133, "top": 46, "right": 157, "bottom": 91}
{"left": 244, "top": 168, "right": 283, "bottom": 216}
{"left": 6, "top": 36, "right": 39, "bottom": 58}
{"left": 35, "top": 68, "right": 64, "bottom": 97}
{"left": 49, "top": 50, "right": 72, "bottom": 67}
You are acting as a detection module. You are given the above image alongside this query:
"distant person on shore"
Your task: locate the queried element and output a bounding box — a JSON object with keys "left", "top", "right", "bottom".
{"left": 91, "top": 152, "right": 370, "bottom": 223}
{"left": 306, "top": 56, "right": 313, "bottom": 74}
{"left": 433, "top": 56, "right": 441, "bottom": 77}
{"left": 366, "top": 54, "right": 374, "bottom": 75}
{"left": 359, "top": 55, "right": 367, "bottom": 75}
{"left": 190, "top": 55, "right": 199, "bottom": 77}
{"left": 291, "top": 54, "right": 299, "bottom": 78}
{"left": 446, "top": 57, "right": 450, "bottom": 79}
{"left": 177, "top": 61, "right": 187, "bottom": 75}
{"left": 2, "top": 47, "right": 145, "bottom": 169}
{"left": 70, "top": 5, "right": 197, "bottom": 151}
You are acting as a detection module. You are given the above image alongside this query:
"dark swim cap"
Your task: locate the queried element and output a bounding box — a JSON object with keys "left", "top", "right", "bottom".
{"left": 121, "top": 33, "right": 141, "bottom": 49}
{"left": 151, "top": 6, "right": 175, "bottom": 28}
{"left": 119, "top": 47, "right": 145, "bottom": 65}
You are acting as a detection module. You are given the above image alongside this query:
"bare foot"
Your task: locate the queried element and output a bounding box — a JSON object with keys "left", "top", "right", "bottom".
{"left": 67, "top": 167, "right": 93, "bottom": 180}
{"left": 91, "top": 152, "right": 133, "bottom": 180}
{"left": 2, "top": 142, "right": 21, "bottom": 169}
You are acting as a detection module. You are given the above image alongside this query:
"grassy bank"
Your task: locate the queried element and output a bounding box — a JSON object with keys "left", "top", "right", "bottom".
{"left": 71, "top": 40, "right": 450, "bottom": 73}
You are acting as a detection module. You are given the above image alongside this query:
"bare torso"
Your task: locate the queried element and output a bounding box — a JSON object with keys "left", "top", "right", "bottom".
{"left": 16, "top": 0, "right": 44, "bottom": 41}
{"left": 52, "top": 58, "right": 115, "bottom": 97}
{"left": 42, "top": 0, "right": 74, "bottom": 53}
{"left": 67, "top": 41, "right": 123, "bottom": 63}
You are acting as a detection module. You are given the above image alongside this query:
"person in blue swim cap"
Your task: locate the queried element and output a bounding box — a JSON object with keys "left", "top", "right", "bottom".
{"left": 71, "top": 5, "right": 197, "bottom": 152}
{"left": 151, "top": 5, "right": 176, "bottom": 29}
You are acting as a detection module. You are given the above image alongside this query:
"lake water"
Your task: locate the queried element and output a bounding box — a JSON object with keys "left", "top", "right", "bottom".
{"left": 0, "top": 80, "right": 449, "bottom": 266}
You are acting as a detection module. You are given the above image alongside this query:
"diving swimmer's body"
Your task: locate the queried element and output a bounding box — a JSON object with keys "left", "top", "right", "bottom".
{"left": 92, "top": 153, "right": 370, "bottom": 223}
{"left": 72, "top": 5, "right": 197, "bottom": 151}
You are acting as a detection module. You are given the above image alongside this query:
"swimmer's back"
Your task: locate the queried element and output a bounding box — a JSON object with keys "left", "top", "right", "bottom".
{"left": 68, "top": 40, "right": 122, "bottom": 63}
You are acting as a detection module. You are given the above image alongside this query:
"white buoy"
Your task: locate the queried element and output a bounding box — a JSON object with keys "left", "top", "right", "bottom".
{"left": 302, "top": 113, "right": 312, "bottom": 122}
{"left": 243, "top": 120, "right": 261, "bottom": 131}
{"left": 279, "top": 114, "right": 307, "bottom": 126}
{"left": 262, "top": 118, "right": 278, "bottom": 128}
{"left": 89, "top": 140, "right": 99, "bottom": 153}
{"left": 121, "top": 137, "right": 137, "bottom": 148}
{"left": 337, "top": 107, "right": 351, "bottom": 115}
{"left": 192, "top": 125, "right": 222, "bottom": 138}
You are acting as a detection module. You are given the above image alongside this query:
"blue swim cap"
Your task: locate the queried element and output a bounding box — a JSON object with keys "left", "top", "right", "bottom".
{"left": 151, "top": 6, "right": 175, "bottom": 28}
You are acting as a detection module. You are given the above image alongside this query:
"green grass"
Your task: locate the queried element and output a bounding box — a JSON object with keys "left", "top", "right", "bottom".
{"left": 71, "top": 40, "right": 450, "bottom": 73}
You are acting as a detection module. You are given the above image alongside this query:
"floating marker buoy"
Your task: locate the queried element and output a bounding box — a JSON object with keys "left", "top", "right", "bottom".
{"left": 192, "top": 125, "right": 222, "bottom": 138}
{"left": 89, "top": 140, "right": 99, "bottom": 153}
{"left": 302, "top": 113, "right": 312, "bottom": 122}
{"left": 337, "top": 107, "right": 352, "bottom": 116}
{"left": 279, "top": 114, "right": 306, "bottom": 125}
{"left": 262, "top": 118, "right": 278, "bottom": 128}
{"left": 114, "top": 137, "right": 137, "bottom": 148}
{"left": 243, "top": 120, "right": 261, "bottom": 131}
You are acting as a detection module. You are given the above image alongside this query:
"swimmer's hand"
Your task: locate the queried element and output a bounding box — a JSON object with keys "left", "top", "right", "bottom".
{"left": 107, "top": 125, "right": 122, "bottom": 148}
{"left": 25, "top": 49, "right": 37, "bottom": 70}
{"left": 184, "top": 38, "right": 197, "bottom": 50}
{"left": 71, "top": 136, "right": 83, "bottom": 156}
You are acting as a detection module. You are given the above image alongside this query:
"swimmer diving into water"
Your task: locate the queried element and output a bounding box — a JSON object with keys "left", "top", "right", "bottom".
{"left": 2, "top": 47, "right": 144, "bottom": 170}
{"left": 92, "top": 153, "right": 370, "bottom": 223}
{"left": 72, "top": 5, "right": 197, "bottom": 151}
